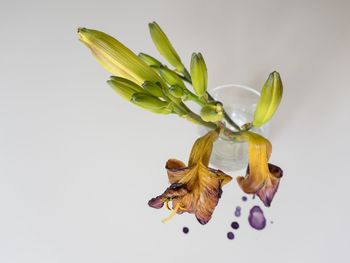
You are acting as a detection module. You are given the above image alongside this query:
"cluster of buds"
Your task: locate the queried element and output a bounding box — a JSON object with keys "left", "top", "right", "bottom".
{"left": 78, "top": 24, "right": 228, "bottom": 127}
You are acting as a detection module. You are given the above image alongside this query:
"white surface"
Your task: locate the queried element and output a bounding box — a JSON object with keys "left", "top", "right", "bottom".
{"left": 1, "top": 0, "right": 349, "bottom": 262}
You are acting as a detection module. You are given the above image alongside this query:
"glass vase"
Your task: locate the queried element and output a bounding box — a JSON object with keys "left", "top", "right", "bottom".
{"left": 200, "top": 84, "right": 268, "bottom": 172}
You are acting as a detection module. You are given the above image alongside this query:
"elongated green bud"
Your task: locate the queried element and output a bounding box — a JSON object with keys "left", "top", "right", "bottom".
{"left": 190, "top": 53, "right": 207, "bottom": 97}
{"left": 142, "top": 81, "right": 164, "bottom": 98}
{"left": 131, "top": 93, "right": 172, "bottom": 114}
{"left": 107, "top": 77, "right": 144, "bottom": 101}
{"left": 148, "top": 22, "right": 185, "bottom": 73}
{"left": 253, "top": 71, "right": 283, "bottom": 127}
{"left": 78, "top": 28, "right": 165, "bottom": 86}
{"left": 200, "top": 102, "right": 223, "bottom": 122}
{"left": 168, "top": 85, "right": 184, "bottom": 98}
{"left": 159, "top": 67, "right": 186, "bottom": 89}
{"left": 138, "top": 53, "right": 162, "bottom": 67}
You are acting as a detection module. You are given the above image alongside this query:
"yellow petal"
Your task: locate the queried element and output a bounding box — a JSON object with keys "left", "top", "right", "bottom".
{"left": 236, "top": 132, "right": 283, "bottom": 206}
{"left": 188, "top": 130, "right": 219, "bottom": 166}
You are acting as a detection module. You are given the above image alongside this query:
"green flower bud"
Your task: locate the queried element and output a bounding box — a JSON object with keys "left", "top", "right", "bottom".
{"left": 107, "top": 77, "right": 144, "bottom": 101}
{"left": 200, "top": 102, "right": 223, "bottom": 122}
{"left": 190, "top": 53, "right": 207, "bottom": 97}
{"left": 131, "top": 93, "right": 172, "bottom": 114}
{"left": 159, "top": 67, "right": 186, "bottom": 89}
{"left": 138, "top": 53, "right": 162, "bottom": 67}
{"left": 148, "top": 22, "right": 185, "bottom": 73}
{"left": 253, "top": 71, "right": 283, "bottom": 127}
{"left": 78, "top": 28, "right": 165, "bottom": 86}
{"left": 142, "top": 81, "right": 164, "bottom": 98}
{"left": 168, "top": 85, "right": 184, "bottom": 98}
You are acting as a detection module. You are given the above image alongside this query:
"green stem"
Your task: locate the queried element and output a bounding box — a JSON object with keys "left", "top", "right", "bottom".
{"left": 175, "top": 71, "right": 243, "bottom": 131}
{"left": 206, "top": 92, "right": 242, "bottom": 131}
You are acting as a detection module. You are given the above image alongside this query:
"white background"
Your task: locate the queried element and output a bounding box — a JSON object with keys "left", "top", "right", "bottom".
{"left": 1, "top": 0, "right": 349, "bottom": 262}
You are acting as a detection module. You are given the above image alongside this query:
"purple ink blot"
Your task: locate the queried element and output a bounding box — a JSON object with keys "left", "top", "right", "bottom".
{"left": 234, "top": 206, "right": 241, "bottom": 217}
{"left": 231, "top": 221, "right": 239, "bottom": 230}
{"left": 227, "top": 232, "right": 235, "bottom": 240}
{"left": 248, "top": 205, "right": 266, "bottom": 230}
{"left": 182, "top": 227, "right": 189, "bottom": 234}
{"left": 242, "top": 196, "right": 248, "bottom": 202}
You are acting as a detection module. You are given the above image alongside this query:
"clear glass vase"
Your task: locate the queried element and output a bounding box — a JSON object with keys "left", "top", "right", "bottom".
{"left": 199, "top": 84, "right": 268, "bottom": 172}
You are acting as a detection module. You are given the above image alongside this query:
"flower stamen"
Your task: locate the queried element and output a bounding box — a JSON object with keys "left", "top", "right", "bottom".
{"left": 162, "top": 203, "right": 185, "bottom": 223}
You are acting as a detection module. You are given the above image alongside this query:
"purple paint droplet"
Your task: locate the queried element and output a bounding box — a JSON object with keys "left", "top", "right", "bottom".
{"left": 248, "top": 205, "right": 266, "bottom": 230}
{"left": 234, "top": 210, "right": 241, "bottom": 217}
{"left": 227, "top": 232, "right": 235, "bottom": 240}
{"left": 242, "top": 196, "right": 248, "bottom": 201}
{"left": 234, "top": 206, "right": 241, "bottom": 217}
{"left": 231, "top": 221, "right": 239, "bottom": 229}
{"left": 182, "top": 227, "right": 189, "bottom": 234}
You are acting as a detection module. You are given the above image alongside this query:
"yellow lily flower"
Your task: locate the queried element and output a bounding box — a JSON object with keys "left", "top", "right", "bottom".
{"left": 78, "top": 28, "right": 165, "bottom": 86}
{"left": 148, "top": 131, "right": 232, "bottom": 224}
{"left": 236, "top": 132, "right": 283, "bottom": 207}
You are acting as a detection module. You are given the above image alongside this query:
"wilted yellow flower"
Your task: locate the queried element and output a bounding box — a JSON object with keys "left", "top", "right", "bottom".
{"left": 236, "top": 132, "right": 283, "bottom": 207}
{"left": 78, "top": 28, "right": 164, "bottom": 86}
{"left": 148, "top": 131, "right": 232, "bottom": 224}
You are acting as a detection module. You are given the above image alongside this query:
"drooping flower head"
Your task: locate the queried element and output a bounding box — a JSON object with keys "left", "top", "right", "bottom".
{"left": 148, "top": 131, "right": 232, "bottom": 224}
{"left": 236, "top": 132, "right": 283, "bottom": 207}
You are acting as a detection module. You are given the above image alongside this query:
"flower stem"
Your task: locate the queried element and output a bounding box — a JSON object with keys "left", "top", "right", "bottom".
{"left": 206, "top": 92, "right": 242, "bottom": 132}
{"left": 177, "top": 71, "right": 243, "bottom": 132}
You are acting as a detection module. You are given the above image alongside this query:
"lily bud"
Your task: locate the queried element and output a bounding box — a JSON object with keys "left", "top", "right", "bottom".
{"left": 131, "top": 93, "right": 172, "bottom": 114}
{"left": 148, "top": 22, "right": 185, "bottom": 73}
{"left": 107, "top": 76, "right": 144, "bottom": 101}
{"left": 159, "top": 67, "right": 186, "bottom": 89}
{"left": 190, "top": 53, "right": 207, "bottom": 97}
{"left": 253, "top": 71, "right": 283, "bottom": 127}
{"left": 78, "top": 28, "right": 164, "bottom": 86}
{"left": 138, "top": 53, "right": 162, "bottom": 67}
{"left": 142, "top": 81, "right": 164, "bottom": 98}
{"left": 200, "top": 102, "right": 223, "bottom": 122}
{"left": 168, "top": 85, "right": 184, "bottom": 98}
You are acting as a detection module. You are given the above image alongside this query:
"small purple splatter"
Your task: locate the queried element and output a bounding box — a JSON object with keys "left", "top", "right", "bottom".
{"left": 242, "top": 196, "right": 248, "bottom": 202}
{"left": 231, "top": 221, "right": 239, "bottom": 230}
{"left": 227, "top": 232, "right": 235, "bottom": 240}
{"left": 182, "top": 227, "right": 189, "bottom": 234}
{"left": 248, "top": 206, "right": 266, "bottom": 230}
{"left": 234, "top": 206, "right": 241, "bottom": 217}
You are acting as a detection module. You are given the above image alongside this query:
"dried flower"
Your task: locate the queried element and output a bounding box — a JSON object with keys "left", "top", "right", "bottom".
{"left": 148, "top": 131, "right": 232, "bottom": 224}
{"left": 236, "top": 132, "right": 283, "bottom": 206}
